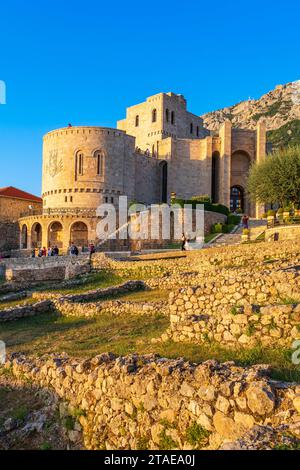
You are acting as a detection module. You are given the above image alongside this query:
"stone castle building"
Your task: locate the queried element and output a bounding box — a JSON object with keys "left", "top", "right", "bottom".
{"left": 18, "top": 92, "right": 267, "bottom": 251}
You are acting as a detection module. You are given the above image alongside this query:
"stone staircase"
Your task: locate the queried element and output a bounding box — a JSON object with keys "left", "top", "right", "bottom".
{"left": 210, "top": 219, "right": 267, "bottom": 247}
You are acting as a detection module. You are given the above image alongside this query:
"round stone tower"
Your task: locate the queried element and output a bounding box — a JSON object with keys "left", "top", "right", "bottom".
{"left": 42, "top": 126, "right": 136, "bottom": 211}
{"left": 19, "top": 126, "right": 136, "bottom": 251}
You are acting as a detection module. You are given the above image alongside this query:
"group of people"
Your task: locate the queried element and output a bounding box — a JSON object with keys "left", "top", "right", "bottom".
{"left": 31, "top": 246, "right": 59, "bottom": 258}
{"left": 69, "top": 242, "right": 96, "bottom": 256}
{"left": 30, "top": 242, "right": 96, "bottom": 258}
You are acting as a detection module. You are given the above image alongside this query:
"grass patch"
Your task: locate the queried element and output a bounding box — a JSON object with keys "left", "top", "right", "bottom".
{"left": 186, "top": 422, "right": 210, "bottom": 448}
{"left": 0, "top": 298, "right": 36, "bottom": 310}
{"left": 136, "top": 435, "right": 150, "bottom": 450}
{"left": 205, "top": 233, "right": 218, "bottom": 243}
{"left": 102, "top": 289, "right": 170, "bottom": 303}
{"left": 159, "top": 429, "right": 178, "bottom": 450}
{"left": 12, "top": 405, "right": 29, "bottom": 422}
{"left": 37, "top": 271, "right": 124, "bottom": 295}
{"left": 1, "top": 312, "right": 300, "bottom": 382}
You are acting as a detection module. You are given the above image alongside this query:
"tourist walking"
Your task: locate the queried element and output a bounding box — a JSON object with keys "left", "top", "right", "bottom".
{"left": 89, "top": 243, "right": 95, "bottom": 255}
{"left": 53, "top": 245, "right": 59, "bottom": 256}
{"left": 70, "top": 243, "right": 79, "bottom": 256}
{"left": 242, "top": 215, "right": 249, "bottom": 229}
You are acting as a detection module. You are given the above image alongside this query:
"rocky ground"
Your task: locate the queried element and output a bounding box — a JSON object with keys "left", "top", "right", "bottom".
{"left": 0, "top": 369, "right": 82, "bottom": 450}
{"left": 1, "top": 240, "right": 300, "bottom": 449}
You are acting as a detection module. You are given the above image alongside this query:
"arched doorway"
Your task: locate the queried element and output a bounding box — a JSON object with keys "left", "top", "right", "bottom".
{"left": 160, "top": 161, "right": 168, "bottom": 203}
{"left": 70, "top": 222, "right": 88, "bottom": 248}
{"left": 231, "top": 150, "right": 251, "bottom": 214}
{"left": 31, "top": 223, "right": 42, "bottom": 248}
{"left": 21, "top": 225, "right": 28, "bottom": 249}
{"left": 230, "top": 186, "right": 244, "bottom": 212}
{"left": 211, "top": 151, "right": 220, "bottom": 203}
{"left": 48, "top": 221, "right": 63, "bottom": 248}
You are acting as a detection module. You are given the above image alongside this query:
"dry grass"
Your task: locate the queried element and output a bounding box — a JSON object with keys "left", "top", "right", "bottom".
{"left": 0, "top": 311, "right": 299, "bottom": 383}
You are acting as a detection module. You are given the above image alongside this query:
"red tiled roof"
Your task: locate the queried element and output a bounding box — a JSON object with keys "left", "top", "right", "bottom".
{"left": 0, "top": 186, "right": 42, "bottom": 203}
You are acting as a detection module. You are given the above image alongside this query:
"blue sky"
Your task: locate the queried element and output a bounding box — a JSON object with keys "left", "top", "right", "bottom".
{"left": 0, "top": 0, "right": 299, "bottom": 195}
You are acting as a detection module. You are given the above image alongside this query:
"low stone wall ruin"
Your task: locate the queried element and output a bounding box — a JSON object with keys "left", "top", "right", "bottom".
{"left": 0, "top": 300, "right": 53, "bottom": 322}
{"left": 159, "top": 268, "right": 300, "bottom": 348}
{"left": 3, "top": 353, "right": 300, "bottom": 450}
{"left": 0, "top": 281, "right": 151, "bottom": 322}
{"left": 2, "top": 254, "right": 92, "bottom": 282}
{"left": 55, "top": 299, "right": 167, "bottom": 318}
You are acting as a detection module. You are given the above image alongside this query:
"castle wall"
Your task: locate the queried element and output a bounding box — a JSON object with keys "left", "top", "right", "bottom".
{"left": 134, "top": 154, "right": 161, "bottom": 204}
{"left": 155, "top": 137, "right": 212, "bottom": 201}
{"left": 0, "top": 221, "right": 19, "bottom": 254}
{"left": 117, "top": 92, "right": 208, "bottom": 152}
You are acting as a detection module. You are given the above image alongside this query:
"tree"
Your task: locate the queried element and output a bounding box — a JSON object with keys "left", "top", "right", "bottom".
{"left": 247, "top": 145, "right": 300, "bottom": 208}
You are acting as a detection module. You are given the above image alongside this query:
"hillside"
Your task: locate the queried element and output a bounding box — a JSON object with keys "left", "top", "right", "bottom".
{"left": 202, "top": 81, "right": 300, "bottom": 149}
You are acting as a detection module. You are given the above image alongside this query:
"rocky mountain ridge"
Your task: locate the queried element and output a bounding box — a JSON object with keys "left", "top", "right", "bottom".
{"left": 202, "top": 81, "right": 300, "bottom": 148}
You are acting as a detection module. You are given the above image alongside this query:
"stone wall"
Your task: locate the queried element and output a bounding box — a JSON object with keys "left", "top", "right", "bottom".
{"left": 153, "top": 241, "right": 300, "bottom": 348}
{"left": 0, "top": 221, "right": 19, "bottom": 254}
{"left": 0, "top": 196, "right": 41, "bottom": 222}
{"left": 3, "top": 353, "right": 300, "bottom": 450}
{"left": 2, "top": 254, "right": 91, "bottom": 282}
{"left": 266, "top": 224, "right": 300, "bottom": 242}
{"left": 0, "top": 281, "right": 148, "bottom": 322}
{"left": 54, "top": 298, "right": 167, "bottom": 318}
{"left": 0, "top": 300, "right": 53, "bottom": 322}
{"left": 163, "top": 293, "right": 300, "bottom": 348}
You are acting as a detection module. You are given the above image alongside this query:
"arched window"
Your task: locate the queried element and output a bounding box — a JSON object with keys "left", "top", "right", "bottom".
{"left": 166, "top": 108, "right": 169, "bottom": 122}
{"left": 171, "top": 111, "right": 175, "bottom": 125}
{"left": 190, "top": 123, "right": 193, "bottom": 134}
{"left": 95, "top": 151, "right": 105, "bottom": 176}
{"left": 152, "top": 109, "right": 157, "bottom": 123}
{"left": 135, "top": 115, "right": 139, "bottom": 127}
{"left": 196, "top": 126, "right": 199, "bottom": 137}
{"left": 75, "top": 151, "right": 84, "bottom": 179}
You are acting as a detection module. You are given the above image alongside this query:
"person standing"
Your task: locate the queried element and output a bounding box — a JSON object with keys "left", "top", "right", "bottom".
{"left": 181, "top": 233, "right": 187, "bottom": 251}
{"left": 242, "top": 215, "right": 249, "bottom": 230}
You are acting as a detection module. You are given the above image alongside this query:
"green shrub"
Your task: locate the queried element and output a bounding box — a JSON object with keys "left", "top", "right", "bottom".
{"left": 172, "top": 199, "right": 229, "bottom": 216}
{"left": 159, "top": 429, "right": 178, "bottom": 450}
{"left": 185, "top": 422, "right": 210, "bottom": 448}
{"left": 137, "top": 435, "right": 150, "bottom": 450}
{"left": 190, "top": 195, "right": 211, "bottom": 203}
{"left": 227, "top": 214, "right": 241, "bottom": 225}
{"left": 267, "top": 210, "right": 275, "bottom": 217}
{"left": 212, "top": 223, "right": 223, "bottom": 233}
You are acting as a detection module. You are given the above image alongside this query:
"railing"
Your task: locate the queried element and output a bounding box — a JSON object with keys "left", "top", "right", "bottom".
{"left": 19, "top": 210, "right": 43, "bottom": 218}
{"left": 20, "top": 208, "right": 97, "bottom": 218}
